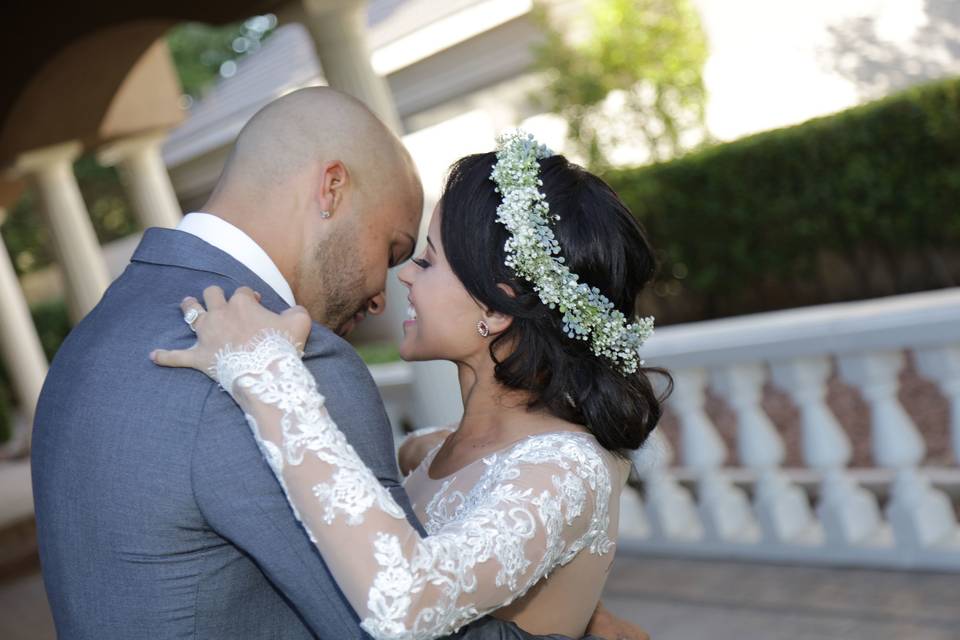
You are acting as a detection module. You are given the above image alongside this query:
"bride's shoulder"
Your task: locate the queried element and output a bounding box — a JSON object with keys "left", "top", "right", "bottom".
{"left": 490, "top": 431, "right": 619, "bottom": 554}
{"left": 498, "top": 430, "right": 616, "bottom": 480}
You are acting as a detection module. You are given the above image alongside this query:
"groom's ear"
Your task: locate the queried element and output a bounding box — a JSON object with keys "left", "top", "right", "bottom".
{"left": 316, "top": 160, "right": 349, "bottom": 215}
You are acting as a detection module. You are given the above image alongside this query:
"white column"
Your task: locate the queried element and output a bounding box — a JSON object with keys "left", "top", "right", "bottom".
{"left": 770, "top": 356, "right": 882, "bottom": 546}
{"left": 671, "top": 368, "right": 758, "bottom": 543}
{"left": 12, "top": 142, "right": 110, "bottom": 323}
{"left": 98, "top": 132, "right": 182, "bottom": 229}
{"left": 0, "top": 207, "right": 48, "bottom": 429}
{"left": 838, "top": 350, "right": 958, "bottom": 549}
{"left": 711, "top": 362, "right": 816, "bottom": 543}
{"left": 297, "top": 0, "right": 403, "bottom": 132}
{"left": 914, "top": 346, "right": 960, "bottom": 464}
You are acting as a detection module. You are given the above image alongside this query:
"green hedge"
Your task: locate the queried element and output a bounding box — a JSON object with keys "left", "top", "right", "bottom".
{"left": 607, "top": 76, "right": 960, "bottom": 322}
{"left": 355, "top": 341, "right": 402, "bottom": 366}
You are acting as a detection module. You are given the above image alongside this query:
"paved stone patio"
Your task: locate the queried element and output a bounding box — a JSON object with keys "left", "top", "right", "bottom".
{"left": 3, "top": 550, "right": 959, "bottom": 640}
{"left": 603, "top": 554, "right": 960, "bottom": 640}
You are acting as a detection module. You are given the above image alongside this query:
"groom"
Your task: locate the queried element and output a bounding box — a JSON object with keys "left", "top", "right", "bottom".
{"left": 31, "top": 87, "right": 644, "bottom": 640}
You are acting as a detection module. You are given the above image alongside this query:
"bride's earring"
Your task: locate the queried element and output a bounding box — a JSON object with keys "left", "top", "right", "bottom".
{"left": 476, "top": 320, "right": 490, "bottom": 337}
{"left": 320, "top": 210, "right": 332, "bottom": 219}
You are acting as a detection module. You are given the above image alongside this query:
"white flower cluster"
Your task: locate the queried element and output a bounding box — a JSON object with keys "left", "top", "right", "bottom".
{"left": 490, "top": 131, "right": 655, "bottom": 375}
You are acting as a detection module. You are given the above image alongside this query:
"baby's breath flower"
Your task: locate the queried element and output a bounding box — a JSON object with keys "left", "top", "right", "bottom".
{"left": 490, "top": 131, "right": 655, "bottom": 375}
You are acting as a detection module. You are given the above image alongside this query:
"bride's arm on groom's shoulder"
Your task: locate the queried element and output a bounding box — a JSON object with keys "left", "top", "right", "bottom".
{"left": 152, "top": 286, "right": 611, "bottom": 640}
{"left": 397, "top": 427, "right": 453, "bottom": 476}
{"left": 180, "top": 289, "right": 402, "bottom": 638}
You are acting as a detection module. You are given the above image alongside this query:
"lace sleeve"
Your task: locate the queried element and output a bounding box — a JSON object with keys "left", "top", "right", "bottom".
{"left": 215, "top": 331, "right": 614, "bottom": 640}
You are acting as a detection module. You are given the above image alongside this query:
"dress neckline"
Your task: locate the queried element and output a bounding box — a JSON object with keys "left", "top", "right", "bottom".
{"left": 425, "top": 430, "right": 598, "bottom": 482}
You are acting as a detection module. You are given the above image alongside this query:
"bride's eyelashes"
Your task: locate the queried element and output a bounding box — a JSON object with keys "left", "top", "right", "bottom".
{"left": 412, "top": 235, "right": 438, "bottom": 269}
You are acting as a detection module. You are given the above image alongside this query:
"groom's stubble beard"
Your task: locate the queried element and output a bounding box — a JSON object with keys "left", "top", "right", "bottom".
{"left": 303, "top": 223, "right": 369, "bottom": 335}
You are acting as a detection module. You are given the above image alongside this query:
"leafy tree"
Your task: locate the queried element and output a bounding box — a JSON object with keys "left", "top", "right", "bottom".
{"left": 533, "top": 0, "right": 709, "bottom": 168}
{"left": 167, "top": 14, "right": 277, "bottom": 100}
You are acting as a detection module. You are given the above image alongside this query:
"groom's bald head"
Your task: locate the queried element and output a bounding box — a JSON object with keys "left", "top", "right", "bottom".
{"left": 204, "top": 87, "right": 423, "bottom": 335}
{"left": 212, "top": 87, "right": 419, "bottom": 212}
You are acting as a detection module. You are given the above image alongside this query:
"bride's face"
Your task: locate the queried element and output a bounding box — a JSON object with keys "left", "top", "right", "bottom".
{"left": 397, "top": 205, "right": 489, "bottom": 364}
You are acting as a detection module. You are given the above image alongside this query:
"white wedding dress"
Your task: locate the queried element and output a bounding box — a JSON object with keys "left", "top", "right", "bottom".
{"left": 216, "top": 332, "right": 629, "bottom": 640}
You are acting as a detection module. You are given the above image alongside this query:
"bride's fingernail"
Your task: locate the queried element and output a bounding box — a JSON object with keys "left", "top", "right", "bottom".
{"left": 149, "top": 350, "right": 157, "bottom": 362}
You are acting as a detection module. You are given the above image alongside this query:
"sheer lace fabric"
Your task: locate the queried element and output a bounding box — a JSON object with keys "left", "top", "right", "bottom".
{"left": 216, "top": 331, "right": 620, "bottom": 640}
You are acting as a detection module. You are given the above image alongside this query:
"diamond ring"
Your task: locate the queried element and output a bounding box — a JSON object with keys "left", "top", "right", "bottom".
{"left": 183, "top": 307, "right": 204, "bottom": 332}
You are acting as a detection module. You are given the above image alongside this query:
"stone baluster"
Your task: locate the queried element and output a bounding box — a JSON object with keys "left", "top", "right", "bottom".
{"left": 838, "top": 351, "right": 957, "bottom": 549}
{"left": 670, "top": 368, "right": 758, "bottom": 543}
{"left": 631, "top": 427, "right": 701, "bottom": 541}
{"left": 914, "top": 346, "right": 960, "bottom": 465}
{"left": 711, "top": 362, "right": 817, "bottom": 543}
{"left": 617, "top": 483, "right": 650, "bottom": 540}
{"left": 770, "top": 356, "right": 883, "bottom": 546}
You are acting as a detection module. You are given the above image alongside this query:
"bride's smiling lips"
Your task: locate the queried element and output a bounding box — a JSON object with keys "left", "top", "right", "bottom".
{"left": 403, "top": 297, "right": 417, "bottom": 328}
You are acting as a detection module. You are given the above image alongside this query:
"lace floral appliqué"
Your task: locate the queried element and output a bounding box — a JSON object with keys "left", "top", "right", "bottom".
{"left": 214, "top": 330, "right": 616, "bottom": 640}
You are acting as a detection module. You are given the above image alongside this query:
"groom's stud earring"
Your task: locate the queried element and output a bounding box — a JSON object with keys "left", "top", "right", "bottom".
{"left": 477, "top": 320, "right": 490, "bottom": 337}
{"left": 319, "top": 210, "right": 332, "bottom": 219}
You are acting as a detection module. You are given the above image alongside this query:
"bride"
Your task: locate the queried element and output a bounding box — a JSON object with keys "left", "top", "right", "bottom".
{"left": 152, "top": 132, "right": 670, "bottom": 640}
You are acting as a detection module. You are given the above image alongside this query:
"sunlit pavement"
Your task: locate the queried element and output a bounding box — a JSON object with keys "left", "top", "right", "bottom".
{"left": 3, "top": 550, "right": 959, "bottom": 640}
{"left": 603, "top": 553, "right": 960, "bottom": 640}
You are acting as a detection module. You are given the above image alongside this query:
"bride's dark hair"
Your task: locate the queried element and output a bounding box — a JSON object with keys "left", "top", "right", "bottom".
{"left": 439, "top": 152, "right": 672, "bottom": 453}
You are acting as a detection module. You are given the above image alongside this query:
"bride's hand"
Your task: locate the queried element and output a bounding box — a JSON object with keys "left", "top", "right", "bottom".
{"left": 150, "top": 285, "right": 312, "bottom": 380}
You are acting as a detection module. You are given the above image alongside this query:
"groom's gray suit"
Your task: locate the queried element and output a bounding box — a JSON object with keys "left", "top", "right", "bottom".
{"left": 32, "top": 229, "right": 549, "bottom": 640}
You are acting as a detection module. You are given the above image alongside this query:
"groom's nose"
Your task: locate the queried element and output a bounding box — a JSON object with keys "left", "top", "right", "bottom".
{"left": 366, "top": 292, "right": 386, "bottom": 316}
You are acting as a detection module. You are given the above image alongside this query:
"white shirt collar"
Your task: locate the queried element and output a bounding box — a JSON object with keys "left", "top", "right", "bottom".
{"left": 176, "top": 212, "right": 297, "bottom": 307}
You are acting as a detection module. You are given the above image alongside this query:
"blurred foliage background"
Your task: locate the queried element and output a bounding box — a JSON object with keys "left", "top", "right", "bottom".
{"left": 534, "top": 0, "right": 710, "bottom": 168}
{"left": 609, "top": 76, "right": 960, "bottom": 323}
{"left": 3, "top": 157, "right": 137, "bottom": 279}
{"left": 1, "top": 1, "right": 959, "bottom": 438}
{"left": 168, "top": 14, "right": 277, "bottom": 101}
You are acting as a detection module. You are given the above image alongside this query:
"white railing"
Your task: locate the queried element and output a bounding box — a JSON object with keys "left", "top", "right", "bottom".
{"left": 618, "top": 288, "right": 960, "bottom": 571}
{"left": 6, "top": 288, "right": 958, "bottom": 572}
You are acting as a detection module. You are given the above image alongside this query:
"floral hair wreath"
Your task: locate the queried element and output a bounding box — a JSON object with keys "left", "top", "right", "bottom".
{"left": 489, "top": 130, "right": 655, "bottom": 375}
